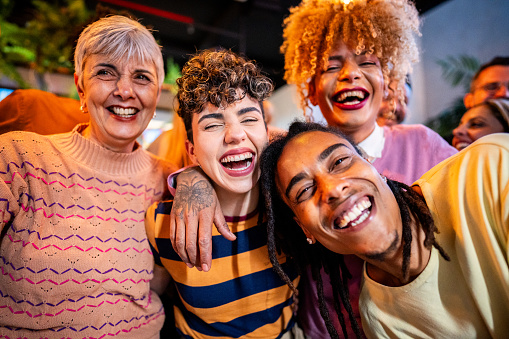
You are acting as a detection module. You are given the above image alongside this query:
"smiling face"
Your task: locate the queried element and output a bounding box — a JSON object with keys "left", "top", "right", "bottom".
{"left": 186, "top": 95, "right": 268, "bottom": 209}
{"left": 310, "top": 40, "right": 386, "bottom": 143}
{"left": 465, "top": 65, "right": 509, "bottom": 109}
{"left": 452, "top": 104, "right": 505, "bottom": 150}
{"left": 75, "top": 53, "right": 161, "bottom": 152}
{"left": 275, "top": 130, "right": 401, "bottom": 258}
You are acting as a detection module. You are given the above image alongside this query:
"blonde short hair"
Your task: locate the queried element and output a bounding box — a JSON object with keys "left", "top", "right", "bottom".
{"left": 281, "top": 0, "right": 420, "bottom": 117}
{"left": 74, "top": 15, "right": 164, "bottom": 87}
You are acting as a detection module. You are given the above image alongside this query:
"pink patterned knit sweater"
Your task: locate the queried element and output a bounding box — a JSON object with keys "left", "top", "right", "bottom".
{"left": 0, "top": 124, "right": 176, "bottom": 339}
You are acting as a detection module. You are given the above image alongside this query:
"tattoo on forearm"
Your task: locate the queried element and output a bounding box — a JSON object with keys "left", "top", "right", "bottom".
{"left": 173, "top": 175, "right": 214, "bottom": 218}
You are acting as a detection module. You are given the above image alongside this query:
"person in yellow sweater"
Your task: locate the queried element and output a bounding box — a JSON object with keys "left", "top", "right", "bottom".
{"left": 0, "top": 15, "right": 176, "bottom": 338}
{"left": 260, "top": 121, "right": 508, "bottom": 338}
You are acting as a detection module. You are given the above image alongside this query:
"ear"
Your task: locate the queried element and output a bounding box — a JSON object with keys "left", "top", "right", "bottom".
{"left": 463, "top": 92, "right": 474, "bottom": 109}
{"left": 185, "top": 139, "right": 199, "bottom": 165}
{"left": 293, "top": 216, "right": 316, "bottom": 244}
{"left": 308, "top": 78, "right": 318, "bottom": 106}
{"left": 74, "top": 73, "right": 85, "bottom": 104}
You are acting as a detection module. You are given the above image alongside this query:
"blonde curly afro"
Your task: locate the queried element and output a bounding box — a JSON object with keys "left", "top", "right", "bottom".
{"left": 281, "top": 0, "right": 420, "bottom": 118}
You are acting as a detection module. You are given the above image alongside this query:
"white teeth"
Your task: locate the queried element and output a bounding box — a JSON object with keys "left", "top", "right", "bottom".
{"left": 337, "top": 90, "right": 366, "bottom": 103}
{"left": 338, "top": 198, "right": 372, "bottom": 228}
{"left": 112, "top": 107, "right": 137, "bottom": 117}
{"left": 455, "top": 142, "right": 470, "bottom": 150}
{"left": 221, "top": 152, "right": 253, "bottom": 163}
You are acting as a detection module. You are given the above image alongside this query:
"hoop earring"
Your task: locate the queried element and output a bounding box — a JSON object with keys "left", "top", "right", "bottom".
{"left": 80, "top": 105, "right": 88, "bottom": 114}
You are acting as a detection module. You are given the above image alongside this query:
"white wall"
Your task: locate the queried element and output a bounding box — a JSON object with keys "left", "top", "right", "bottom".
{"left": 271, "top": 0, "right": 509, "bottom": 128}
{"left": 410, "top": 0, "right": 509, "bottom": 124}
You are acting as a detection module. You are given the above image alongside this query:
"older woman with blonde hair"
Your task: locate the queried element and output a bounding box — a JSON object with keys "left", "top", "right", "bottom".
{"left": 0, "top": 15, "right": 176, "bottom": 338}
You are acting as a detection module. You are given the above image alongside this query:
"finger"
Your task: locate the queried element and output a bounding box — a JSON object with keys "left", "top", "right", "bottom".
{"left": 185, "top": 211, "right": 199, "bottom": 267}
{"left": 169, "top": 209, "right": 177, "bottom": 251}
{"left": 174, "top": 210, "right": 192, "bottom": 267}
{"left": 197, "top": 212, "right": 213, "bottom": 272}
{"left": 213, "top": 203, "right": 236, "bottom": 241}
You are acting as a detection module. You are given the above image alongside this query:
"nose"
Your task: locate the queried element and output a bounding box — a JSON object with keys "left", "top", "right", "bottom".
{"left": 452, "top": 123, "right": 466, "bottom": 137}
{"left": 114, "top": 76, "right": 135, "bottom": 100}
{"left": 224, "top": 122, "right": 247, "bottom": 144}
{"left": 318, "top": 176, "right": 349, "bottom": 205}
{"left": 494, "top": 83, "right": 509, "bottom": 99}
{"left": 339, "top": 59, "right": 361, "bottom": 83}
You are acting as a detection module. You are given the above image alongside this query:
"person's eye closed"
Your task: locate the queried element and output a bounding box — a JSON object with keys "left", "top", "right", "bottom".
{"left": 241, "top": 116, "right": 260, "bottom": 124}
{"left": 468, "top": 119, "right": 486, "bottom": 129}
{"left": 325, "top": 61, "right": 343, "bottom": 73}
{"left": 203, "top": 122, "right": 223, "bottom": 131}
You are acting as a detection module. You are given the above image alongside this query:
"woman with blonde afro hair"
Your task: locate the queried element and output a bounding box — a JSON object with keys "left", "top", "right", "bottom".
{"left": 282, "top": 0, "right": 419, "bottom": 117}
{"left": 274, "top": 0, "right": 458, "bottom": 338}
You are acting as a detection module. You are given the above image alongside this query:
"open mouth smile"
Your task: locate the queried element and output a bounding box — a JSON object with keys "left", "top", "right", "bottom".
{"left": 333, "top": 196, "right": 372, "bottom": 229}
{"left": 220, "top": 152, "right": 253, "bottom": 172}
{"left": 109, "top": 106, "right": 139, "bottom": 118}
{"left": 332, "top": 89, "right": 369, "bottom": 110}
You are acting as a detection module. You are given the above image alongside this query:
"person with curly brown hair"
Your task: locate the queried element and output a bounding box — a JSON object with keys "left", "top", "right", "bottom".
{"left": 145, "top": 49, "right": 303, "bottom": 339}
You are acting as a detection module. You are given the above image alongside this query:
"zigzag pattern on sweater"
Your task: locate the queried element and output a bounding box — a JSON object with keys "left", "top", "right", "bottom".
{"left": 3, "top": 234, "right": 152, "bottom": 253}
{"left": 0, "top": 267, "right": 152, "bottom": 285}
{"left": 0, "top": 304, "right": 164, "bottom": 335}
{"left": 0, "top": 288, "right": 147, "bottom": 306}
{"left": 19, "top": 203, "right": 146, "bottom": 222}
{"left": 0, "top": 293, "right": 151, "bottom": 318}
{"left": 0, "top": 256, "right": 153, "bottom": 275}
{"left": 19, "top": 194, "right": 146, "bottom": 214}
{"left": 4, "top": 220, "right": 148, "bottom": 243}
{"left": 2, "top": 160, "right": 163, "bottom": 196}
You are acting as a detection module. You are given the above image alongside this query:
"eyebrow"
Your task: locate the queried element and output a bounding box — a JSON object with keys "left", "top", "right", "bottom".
{"left": 94, "top": 63, "right": 153, "bottom": 74}
{"left": 197, "top": 106, "right": 261, "bottom": 124}
{"left": 284, "top": 142, "right": 349, "bottom": 198}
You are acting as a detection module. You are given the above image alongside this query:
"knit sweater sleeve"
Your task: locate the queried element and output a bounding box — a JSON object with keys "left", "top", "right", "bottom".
{"left": 0, "top": 132, "right": 26, "bottom": 236}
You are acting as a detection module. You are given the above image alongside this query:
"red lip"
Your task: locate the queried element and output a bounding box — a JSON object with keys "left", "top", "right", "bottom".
{"left": 332, "top": 87, "right": 369, "bottom": 110}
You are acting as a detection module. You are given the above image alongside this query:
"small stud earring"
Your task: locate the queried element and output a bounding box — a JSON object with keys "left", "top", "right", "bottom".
{"left": 306, "top": 238, "right": 313, "bottom": 245}
{"left": 153, "top": 112, "right": 157, "bottom": 119}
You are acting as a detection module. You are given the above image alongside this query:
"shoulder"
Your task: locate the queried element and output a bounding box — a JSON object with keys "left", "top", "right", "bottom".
{"left": 143, "top": 149, "right": 179, "bottom": 175}
{"left": 384, "top": 124, "right": 457, "bottom": 156}
{"left": 416, "top": 133, "right": 509, "bottom": 194}
{"left": 0, "top": 131, "right": 52, "bottom": 155}
{"left": 385, "top": 124, "right": 442, "bottom": 139}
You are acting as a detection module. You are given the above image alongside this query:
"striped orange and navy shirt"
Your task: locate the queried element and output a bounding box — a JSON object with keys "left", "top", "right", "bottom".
{"left": 145, "top": 200, "right": 299, "bottom": 339}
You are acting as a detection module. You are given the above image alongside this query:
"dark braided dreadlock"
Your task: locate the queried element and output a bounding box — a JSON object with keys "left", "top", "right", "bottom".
{"left": 260, "top": 121, "right": 363, "bottom": 339}
{"left": 386, "top": 179, "right": 450, "bottom": 280}
{"left": 259, "top": 120, "right": 449, "bottom": 339}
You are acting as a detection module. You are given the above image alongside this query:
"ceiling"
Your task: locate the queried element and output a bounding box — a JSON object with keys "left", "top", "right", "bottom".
{"left": 15, "top": 0, "right": 451, "bottom": 89}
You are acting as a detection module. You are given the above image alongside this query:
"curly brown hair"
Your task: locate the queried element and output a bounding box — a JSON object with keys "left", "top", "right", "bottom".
{"left": 281, "top": 0, "right": 420, "bottom": 119}
{"left": 176, "top": 49, "right": 274, "bottom": 142}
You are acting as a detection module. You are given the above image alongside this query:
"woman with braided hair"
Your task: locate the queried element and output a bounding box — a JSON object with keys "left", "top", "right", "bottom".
{"left": 260, "top": 120, "right": 509, "bottom": 338}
